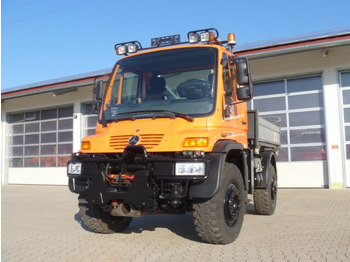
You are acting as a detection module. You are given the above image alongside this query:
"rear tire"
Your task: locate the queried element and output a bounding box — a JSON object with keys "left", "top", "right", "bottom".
{"left": 193, "top": 163, "right": 246, "bottom": 244}
{"left": 254, "top": 163, "right": 277, "bottom": 215}
{"left": 78, "top": 196, "right": 132, "bottom": 233}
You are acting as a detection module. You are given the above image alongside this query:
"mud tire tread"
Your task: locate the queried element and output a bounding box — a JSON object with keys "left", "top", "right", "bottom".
{"left": 193, "top": 163, "right": 246, "bottom": 244}
{"left": 78, "top": 196, "right": 132, "bottom": 234}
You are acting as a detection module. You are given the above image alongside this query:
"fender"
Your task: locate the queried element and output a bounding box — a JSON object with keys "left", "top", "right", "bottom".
{"left": 189, "top": 140, "right": 245, "bottom": 198}
{"left": 255, "top": 150, "right": 277, "bottom": 189}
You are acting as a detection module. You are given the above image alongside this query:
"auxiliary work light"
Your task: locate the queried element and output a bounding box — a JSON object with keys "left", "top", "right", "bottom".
{"left": 68, "top": 162, "right": 82, "bottom": 175}
{"left": 114, "top": 41, "right": 142, "bottom": 56}
{"left": 127, "top": 43, "right": 139, "bottom": 53}
{"left": 187, "top": 28, "right": 219, "bottom": 44}
{"left": 175, "top": 162, "right": 205, "bottom": 176}
{"left": 116, "top": 45, "right": 128, "bottom": 55}
{"left": 200, "top": 31, "right": 215, "bottom": 42}
{"left": 188, "top": 32, "right": 200, "bottom": 43}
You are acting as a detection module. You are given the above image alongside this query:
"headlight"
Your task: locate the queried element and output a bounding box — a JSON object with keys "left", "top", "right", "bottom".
{"left": 68, "top": 162, "right": 82, "bottom": 175}
{"left": 175, "top": 162, "right": 205, "bottom": 176}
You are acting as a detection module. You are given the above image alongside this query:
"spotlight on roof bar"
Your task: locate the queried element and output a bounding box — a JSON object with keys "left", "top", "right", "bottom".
{"left": 187, "top": 28, "right": 219, "bottom": 44}
{"left": 114, "top": 41, "right": 142, "bottom": 56}
{"left": 116, "top": 45, "right": 128, "bottom": 55}
{"left": 127, "top": 43, "right": 139, "bottom": 53}
{"left": 200, "top": 31, "right": 215, "bottom": 42}
{"left": 188, "top": 32, "right": 200, "bottom": 44}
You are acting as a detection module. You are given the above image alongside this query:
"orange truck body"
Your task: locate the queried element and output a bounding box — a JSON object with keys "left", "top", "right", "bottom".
{"left": 67, "top": 29, "right": 280, "bottom": 244}
{"left": 83, "top": 45, "right": 248, "bottom": 154}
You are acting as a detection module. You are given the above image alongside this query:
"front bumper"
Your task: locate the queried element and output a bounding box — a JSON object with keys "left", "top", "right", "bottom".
{"left": 67, "top": 146, "right": 209, "bottom": 209}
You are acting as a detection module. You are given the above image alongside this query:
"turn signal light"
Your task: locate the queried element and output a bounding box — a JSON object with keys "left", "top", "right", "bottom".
{"left": 183, "top": 137, "right": 208, "bottom": 147}
{"left": 82, "top": 141, "right": 91, "bottom": 150}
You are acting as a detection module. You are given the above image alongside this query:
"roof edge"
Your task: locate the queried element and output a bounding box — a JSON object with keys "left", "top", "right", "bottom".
{"left": 235, "top": 26, "right": 350, "bottom": 53}
{"left": 1, "top": 69, "right": 112, "bottom": 100}
{"left": 2, "top": 68, "right": 112, "bottom": 95}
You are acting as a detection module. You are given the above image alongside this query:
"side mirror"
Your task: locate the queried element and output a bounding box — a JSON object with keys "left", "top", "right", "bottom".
{"left": 237, "top": 86, "right": 251, "bottom": 100}
{"left": 93, "top": 80, "right": 104, "bottom": 101}
{"left": 236, "top": 59, "right": 250, "bottom": 85}
{"left": 92, "top": 80, "right": 104, "bottom": 113}
{"left": 234, "top": 57, "right": 253, "bottom": 101}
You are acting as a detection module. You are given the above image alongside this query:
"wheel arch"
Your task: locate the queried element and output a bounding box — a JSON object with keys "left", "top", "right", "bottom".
{"left": 189, "top": 140, "right": 248, "bottom": 198}
{"left": 257, "top": 150, "right": 277, "bottom": 189}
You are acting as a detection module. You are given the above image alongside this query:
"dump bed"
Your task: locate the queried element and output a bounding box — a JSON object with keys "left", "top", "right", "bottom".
{"left": 248, "top": 110, "right": 281, "bottom": 153}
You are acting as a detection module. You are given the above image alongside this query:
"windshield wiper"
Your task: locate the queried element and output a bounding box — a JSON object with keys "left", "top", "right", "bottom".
{"left": 117, "top": 110, "right": 194, "bottom": 122}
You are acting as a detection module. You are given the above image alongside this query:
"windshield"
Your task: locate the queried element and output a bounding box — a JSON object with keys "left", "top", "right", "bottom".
{"left": 103, "top": 47, "right": 217, "bottom": 122}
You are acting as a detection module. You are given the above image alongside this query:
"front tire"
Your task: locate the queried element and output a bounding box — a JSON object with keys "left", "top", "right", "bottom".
{"left": 193, "top": 163, "right": 246, "bottom": 244}
{"left": 78, "top": 196, "right": 132, "bottom": 234}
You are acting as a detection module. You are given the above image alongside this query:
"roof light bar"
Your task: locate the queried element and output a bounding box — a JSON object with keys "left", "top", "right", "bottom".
{"left": 114, "top": 41, "right": 142, "bottom": 56}
{"left": 187, "top": 28, "right": 219, "bottom": 44}
{"left": 113, "top": 28, "right": 236, "bottom": 55}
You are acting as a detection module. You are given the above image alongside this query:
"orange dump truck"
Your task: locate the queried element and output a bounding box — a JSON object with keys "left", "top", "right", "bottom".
{"left": 67, "top": 28, "right": 280, "bottom": 244}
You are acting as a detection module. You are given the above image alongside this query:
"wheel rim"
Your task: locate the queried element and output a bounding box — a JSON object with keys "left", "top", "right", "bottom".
{"left": 271, "top": 174, "right": 277, "bottom": 202}
{"left": 224, "top": 184, "right": 241, "bottom": 226}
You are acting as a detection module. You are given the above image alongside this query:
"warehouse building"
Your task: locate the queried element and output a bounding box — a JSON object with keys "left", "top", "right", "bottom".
{"left": 2, "top": 27, "right": 350, "bottom": 188}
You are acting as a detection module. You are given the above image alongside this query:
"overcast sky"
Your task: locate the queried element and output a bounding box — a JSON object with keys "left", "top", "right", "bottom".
{"left": 2, "top": 0, "right": 350, "bottom": 89}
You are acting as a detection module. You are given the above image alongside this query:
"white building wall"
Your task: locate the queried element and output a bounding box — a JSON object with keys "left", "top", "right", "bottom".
{"left": 249, "top": 45, "right": 350, "bottom": 188}
{"left": 2, "top": 45, "right": 350, "bottom": 187}
{"left": 1, "top": 84, "right": 94, "bottom": 185}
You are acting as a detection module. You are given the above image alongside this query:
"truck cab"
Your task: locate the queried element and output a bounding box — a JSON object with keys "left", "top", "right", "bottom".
{"left": 67, "top": 28, "right": 280, "bottom": 244}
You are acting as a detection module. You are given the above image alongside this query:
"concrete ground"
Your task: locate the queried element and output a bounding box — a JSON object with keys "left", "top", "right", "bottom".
{"left": 1, "top": 185, "right": 350, "bottom": 262}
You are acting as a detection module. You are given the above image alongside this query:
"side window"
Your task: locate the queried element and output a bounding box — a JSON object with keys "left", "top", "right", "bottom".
{"left": 111, "top": 69, "right": 122, "bottom": 105}
{"left": 121, "top": 70, "right": 139, "bottom": 103}
{"left": 222, "top": 53, "right": 236, "bottom": 97}
{"left": 222, "top": 53, "right": 232, "bottom": 93}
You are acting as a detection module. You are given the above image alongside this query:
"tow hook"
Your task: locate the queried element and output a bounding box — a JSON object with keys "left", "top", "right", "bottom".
{"left": 110, "top": 200, "right": 143, "bottom": 217}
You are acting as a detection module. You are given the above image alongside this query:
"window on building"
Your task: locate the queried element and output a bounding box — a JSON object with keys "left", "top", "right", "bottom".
{"left": 8, "top": 106, "right": 73, "bottom": 167}
{"left": 251, "top": 75, "right": 326, "bottom": 162}
{"left": 82, "top": 103, "right": 98, "bottom": 136}
{"left": 340, "top": 71, "right": 350, "bottom": 159}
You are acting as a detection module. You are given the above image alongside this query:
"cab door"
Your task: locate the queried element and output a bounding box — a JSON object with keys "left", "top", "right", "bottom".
{"left": 221, "top": 52, "right": 248, "bottom": 144}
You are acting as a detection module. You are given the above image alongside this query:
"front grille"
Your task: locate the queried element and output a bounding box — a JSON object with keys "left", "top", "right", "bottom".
{"left": 110, "top": 134, "right": 164, "bottom": 150}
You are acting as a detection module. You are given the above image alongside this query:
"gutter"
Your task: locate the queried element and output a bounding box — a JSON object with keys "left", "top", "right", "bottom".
{"left": 236, "top": 34, "right": 350, "bottom": 59}
{"left": 1, "top": 72, "right": 111, "bottom": 100}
